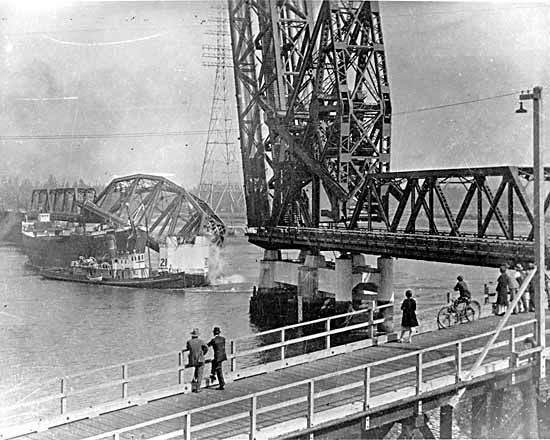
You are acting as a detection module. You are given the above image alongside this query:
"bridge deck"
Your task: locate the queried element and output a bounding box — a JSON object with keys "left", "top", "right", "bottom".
{"left": 15, "top": 313, "right": 548, "bottom": 440}
{"left": 248, "top": 227, "right": 542, "bottom": 267}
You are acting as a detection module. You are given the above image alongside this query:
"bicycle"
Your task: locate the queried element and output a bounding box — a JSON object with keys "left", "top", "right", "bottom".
{"left": 437, "top": 296, "right": 481, "bottom": 329}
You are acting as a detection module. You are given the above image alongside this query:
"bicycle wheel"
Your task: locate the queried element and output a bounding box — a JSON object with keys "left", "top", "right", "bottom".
{"left": 437, "top": 306, "right": 454, "bottom": 329}
{"left": 463, "top": 305, "right": 476, "bottom": 322}
{"left": 469, "top": 300, "right": 481, "bottom": 319}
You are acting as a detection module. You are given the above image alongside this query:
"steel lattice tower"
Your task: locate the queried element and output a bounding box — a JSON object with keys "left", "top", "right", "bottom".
{"left": 199, "top": 7, "right": 246, "bottom": 233}
{"left": 228, "top": 0, "right": 391, "bottom": 228}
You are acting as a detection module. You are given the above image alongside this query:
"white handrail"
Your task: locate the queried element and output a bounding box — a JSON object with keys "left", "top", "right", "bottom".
{"left": 0, "top": 304, "right": 389, "bottom": 418}
{"left": 73, "top": 317, "right": 539, "bottom": 440}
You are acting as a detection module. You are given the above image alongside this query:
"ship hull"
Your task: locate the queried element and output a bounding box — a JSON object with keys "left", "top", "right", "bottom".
{"left": 22, "top": 229, "right": 148, "bottom": 268}
{"left": 40, "top": 268, "right": 208, "bottom": 289}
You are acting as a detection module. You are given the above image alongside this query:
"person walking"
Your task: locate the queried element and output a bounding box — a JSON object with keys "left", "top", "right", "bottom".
{"left": 399, "top": 290, "right": 418, "bottom": 343}
{"left": 495, "top": 265, "right": 510, "bottom": 316}
{"left": 208, "top": 326, "right": 227, "bottom": 390}
{"left": 186, "top": 328, "right": 208, "bottom": 393}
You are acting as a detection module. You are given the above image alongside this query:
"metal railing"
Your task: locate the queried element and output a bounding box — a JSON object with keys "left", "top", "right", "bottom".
{"left": 0, "top": 303, "right": 392, "bottom": 434}
{"left": 76, "top": 317, "right": 544, "bottom": 440}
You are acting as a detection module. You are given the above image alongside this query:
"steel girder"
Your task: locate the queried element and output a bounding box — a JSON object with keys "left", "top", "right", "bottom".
{"left": 89, "top": 174, "right": 225, "bottom": 245}
{"left": 29, "top": 187, "right": 96, "bottom": 221}
{"left": 228, "top": 0, "right": 391, "bottom": 228}
{"left": 347, "top": 166, "right": 550, "bottom": 241}
{"left": 227, "top": 0, "right": 272, "bottom": 227}
{"left": 248, "top": 166, "right": 550, "bottom": 267}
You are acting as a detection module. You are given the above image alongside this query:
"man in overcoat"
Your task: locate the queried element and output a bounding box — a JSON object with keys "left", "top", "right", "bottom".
{"left": 186, "top": 328, "right": 208, "bottom": 393}
{"left": 208, "top": 326, "right": 227, "bottom": 390}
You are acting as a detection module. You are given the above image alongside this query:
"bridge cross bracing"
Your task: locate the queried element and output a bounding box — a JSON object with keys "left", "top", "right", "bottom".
{"left": 248, "top": 166, "right": 550, "bottom": 267}
{"left": 228, "top": 0, "right": 547, "bottom": 269}
{"left": 4, "top": 314, "right": 549, "bottom": 440}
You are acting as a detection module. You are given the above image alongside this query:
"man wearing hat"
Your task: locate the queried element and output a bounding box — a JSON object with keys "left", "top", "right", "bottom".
{"left": 186, "top": 328, "right": 208, "bottom": 393}
{"left": 208, "top": 326, "right": 227, "bottom": 390}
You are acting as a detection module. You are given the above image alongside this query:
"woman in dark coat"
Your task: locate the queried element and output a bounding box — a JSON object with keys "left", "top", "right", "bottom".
{"left": 399, "top": 290, "right": 418, "bottom": 343}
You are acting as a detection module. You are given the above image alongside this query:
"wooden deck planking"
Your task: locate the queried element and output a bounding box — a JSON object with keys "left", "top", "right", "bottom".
{"left": 16, "top": 314, "right": 545, "bottom": 440}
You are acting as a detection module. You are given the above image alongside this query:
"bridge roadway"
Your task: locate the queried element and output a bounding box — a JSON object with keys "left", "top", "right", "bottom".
{"left": 12, "top": 313, "right": 550, "bottom": 440}
{"left": 248, "top": 227, "right": 543, "bottom": 267}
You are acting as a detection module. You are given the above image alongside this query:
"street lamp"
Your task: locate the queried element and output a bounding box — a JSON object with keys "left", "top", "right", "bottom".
{"left": 516, "top": 86, "right": 546, "bottom": 380}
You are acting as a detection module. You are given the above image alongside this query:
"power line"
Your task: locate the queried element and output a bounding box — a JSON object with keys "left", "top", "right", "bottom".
{"left": 381, "top": 3, "right": 550, "bottom": 20}
{"left": 0, "top": 128, "right": 238, "bottom": 141}
{"left": 393, "top": 91, "right": 522, "bottom": 116}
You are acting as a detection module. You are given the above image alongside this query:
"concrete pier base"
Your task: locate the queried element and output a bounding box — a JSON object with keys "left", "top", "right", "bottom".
{"left": 399, "top": 414, "right": 435, "bottom": 439}
{"left": 377, "top": 257, "right": 394, "bottom": 332}
{"left": 470, "top": 392, "right": 488, "bottom": 438}
{"left": 439, "top": 405, "right": 453, "bottom": 439}
{"left": 521, "top": 381, "right": 539, "bottom": 439}
{"left": 488, "top": 388, "right": 504, "bottom": 439}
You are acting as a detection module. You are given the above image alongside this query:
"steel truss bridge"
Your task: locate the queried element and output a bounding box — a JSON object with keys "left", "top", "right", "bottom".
{"left": 28, "top": 175, "right": 226, "bottom": 247}
{"left": 228, "top": 0, "right": 547, "bottom": 267}
{"left": 29, "top": 187, "right": 96, "bottom": 222}
{"left": 249, "top": 166, "right": 550, "bottom": 267}
{"left": 82, "top": 174, "right": 226, "bottom": 246}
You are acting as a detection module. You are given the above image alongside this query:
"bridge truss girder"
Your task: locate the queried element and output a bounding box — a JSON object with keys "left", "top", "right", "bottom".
{"left": 248, "top": 166, "right": 550, "bottom": 267}
{"left": 29, "top": 187, "right": 96, "bottom": 221}
{"left": 350, "top": 166, "right": 549, "bottom": 241}
{"left": 91, "top": 174, "right": 225, "bottom": 244}
{"left": 228, "top": 0, "right": 391, "bottom": 228}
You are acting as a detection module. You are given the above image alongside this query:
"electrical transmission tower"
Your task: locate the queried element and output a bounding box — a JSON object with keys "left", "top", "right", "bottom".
{"left": 199, "top": 6, "right": 246, "bottom": 234}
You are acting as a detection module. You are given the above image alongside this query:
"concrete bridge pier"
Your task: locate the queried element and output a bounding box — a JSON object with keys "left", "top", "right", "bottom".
{"left": 297, "top": 252, "right": 325, "bottom": 322}
{"left": 377, "top": 257, "right": 394, "bottom": 332}
{"left": 470, "top": 392, "right": 489, "bottom": 438}
{"left": 250, "top": 250, "right": 397, "bottom": 330}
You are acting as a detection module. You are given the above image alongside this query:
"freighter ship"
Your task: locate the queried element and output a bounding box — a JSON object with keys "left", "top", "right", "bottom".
{"left": 21, "top": 174, "right": 225, "bottom": 288}
{"left": 21, "top": 213, "right": 148, "bottom": 268}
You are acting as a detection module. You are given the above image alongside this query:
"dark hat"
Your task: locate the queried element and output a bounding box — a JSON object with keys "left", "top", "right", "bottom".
{"left": 213, "top": 326, "right": 221, "bottom": 335}
{"left": 457, "top": 275, "right": 463, "bottom": 281}
{"left": 190, "top": 328, "right": 200, "bottom": 337}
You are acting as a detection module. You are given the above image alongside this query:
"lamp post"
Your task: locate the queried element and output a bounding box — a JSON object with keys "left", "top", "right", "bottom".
{"left": 517, "top": 86, "right": 546, "bottom": 379}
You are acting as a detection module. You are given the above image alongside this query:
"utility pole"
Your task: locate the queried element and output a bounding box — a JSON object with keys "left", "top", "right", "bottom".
{"left": 518, "top": 86, "right": 546, "bottom": 379}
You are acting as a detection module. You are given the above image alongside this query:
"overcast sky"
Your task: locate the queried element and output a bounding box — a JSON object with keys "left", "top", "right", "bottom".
{"left": 0, "top": 1, "right": 549, "bottom": 189}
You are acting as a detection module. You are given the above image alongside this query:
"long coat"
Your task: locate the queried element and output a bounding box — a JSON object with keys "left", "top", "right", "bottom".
{"left": 187, "top": 337, "right": 208, "bottom": 366}
{"left": 496, "top": 273, "right": 510, "bottom": 306}
{"left": 208, "top": 335, "right": 227, "bottom": 362}
{"left": 401, "top": 298, "right": 419, "bottom": 328}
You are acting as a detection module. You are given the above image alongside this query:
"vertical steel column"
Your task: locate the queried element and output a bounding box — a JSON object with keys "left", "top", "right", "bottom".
{"left": 227, "top": 0, "right": 270, "bottom": 226}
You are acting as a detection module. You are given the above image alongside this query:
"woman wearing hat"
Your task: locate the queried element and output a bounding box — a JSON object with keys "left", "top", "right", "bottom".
{"left": 186, "top": 328, "right": 208, "bottom": 393}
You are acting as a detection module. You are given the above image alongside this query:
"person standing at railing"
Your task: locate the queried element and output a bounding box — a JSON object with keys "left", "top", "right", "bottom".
{"left": 186, "top": 328, "right": 208, "bottom": 393}
{"left": 398, "top": 290, "right": 418, "bottom": 343}
{"left": 208, "top": 326, "right": 227, "bottom": 390}
{"left": 495, "top": 265, "right": 510, "bottom": 316}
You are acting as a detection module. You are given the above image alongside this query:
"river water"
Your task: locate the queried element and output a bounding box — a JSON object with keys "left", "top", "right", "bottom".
{"left": 0, "top": 236, "right": 497, "bottom": 420}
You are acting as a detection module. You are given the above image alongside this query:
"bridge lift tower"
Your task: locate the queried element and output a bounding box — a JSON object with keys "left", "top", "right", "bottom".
{"left": 227, "top": 0, "right": 548, "bottom": 436}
